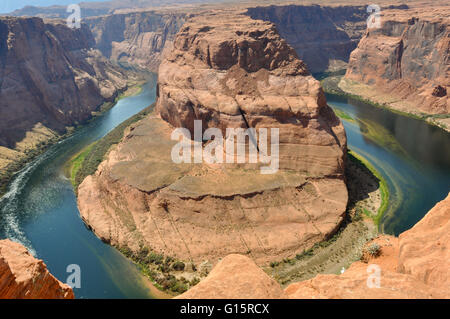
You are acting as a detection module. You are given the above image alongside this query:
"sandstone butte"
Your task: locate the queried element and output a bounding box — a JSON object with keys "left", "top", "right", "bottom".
{"left": 341, "top": 6, "right": 450, "bottom": 116}
{"left": 0, "top": 240, "right": 74, "bottom": 299}
{"left": 178, "top": 193, "right": 450, "bottom": 299}
{"left": 77, "top": 11, "right": 348, "bottom": 266}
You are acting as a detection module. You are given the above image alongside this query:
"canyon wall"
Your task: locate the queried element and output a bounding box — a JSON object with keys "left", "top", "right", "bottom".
{"left": 77, "top": 11, "right": 348, "bottom": 269}
{"left": 245, "top": 4, "right": 370, "bottom": 73}
{"left": 0, "top": 16, "right": 128, "bottom": 150}
{"left": 86, "top": 11, "right": 186, "bottom": 72}
{"left": 0, "top": 240, "right": 74, "bottom": 299}
{"left": 178, "top": 192, "right": 450, "bottom": 299}
{"left": 7, "top": 0, "right": 213, "bottom": 18}
{"left": 342, "top": 7, "right": 450, "bottom": 115}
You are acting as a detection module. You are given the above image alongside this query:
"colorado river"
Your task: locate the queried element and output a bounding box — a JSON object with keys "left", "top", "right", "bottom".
{"left": 0, "top": 78, "right": 449, "bottom": 298}
{"left": 327, "top": 93, "right": 450, "bottom": 235}
{"left": 0, "top": 76, "right": 158, "bottom": 299}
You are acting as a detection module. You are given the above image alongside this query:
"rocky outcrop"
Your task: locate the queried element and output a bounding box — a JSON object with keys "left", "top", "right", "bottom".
{"left": 86, "top": 11, "right": 186, "bottom": 72}
{"left": 397, "top": 192, "right": 450, "bottom": 291}
{"left": 78, "top": 11, "right": 348, "bottom": 268}
{"left": 246, "top": 5, "right": 370, "bottom": 73}
{"left": 178, "top": 193, "right": 450, "bottom": 299}
{"left": 156, "top": 11, "right": 347, "bottom": 175}
{"left": 0, "top": 240, "right": 74, "bottom": 299}
{"left": 342, "top": 7, "right": 449, "bottom": 115}
{"left": 176, "top": 254, "right": 286, "bottom": 299}
{"left": 0, "top": 16, "right": 128, "bottom": 150}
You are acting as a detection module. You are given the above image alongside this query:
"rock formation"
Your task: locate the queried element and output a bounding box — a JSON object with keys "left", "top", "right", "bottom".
{"left": 0, "top": 16, "right": 128, "bottom": 150}
{"left": 177, "top": 193, "right": 450, "bottom": 298}
{"left": 342, "top": 7, "right": 449, "bottom": 115}
{"left": 246, "top": 4, "right": 370, "bottom": 73}
{"left": 0, "top": 239, "right": 74, "bottom": 299}
{"left": 176, "top": 254, "right": 286, "bottom": 299}
{"left": 77, "top": 11, "right": 348, "bottom": 267}
{"left": 86, "top": 11, "right": 186, "bottom": 72}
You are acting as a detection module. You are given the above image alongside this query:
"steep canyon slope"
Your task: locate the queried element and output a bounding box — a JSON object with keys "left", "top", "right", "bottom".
{"left": 246, "top": 4, "right": 370, "bottom": 73}
{"left": 77, "top": 11, "right": 348, "bottom": 268}
{"left": 0, "top": 240, "right": 74, "bottom": 299}
{"left": 0, "top": 17, "right": 129, "bottom": 173}
{"left": 341, "top": 7, "right": 450, "bottom": 117}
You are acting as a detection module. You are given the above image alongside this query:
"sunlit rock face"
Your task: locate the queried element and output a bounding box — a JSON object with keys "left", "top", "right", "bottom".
{"left": 86, "top": 11, "right": 186, "bottom": 72}
{"left": 344, "top": 8, "right": 449, "bottom": 114}
{"left": 0, "top": 16, "right": 128, "bottom": 149}
{"left": 0, "top": 240, "right": 74, "bottom": 299}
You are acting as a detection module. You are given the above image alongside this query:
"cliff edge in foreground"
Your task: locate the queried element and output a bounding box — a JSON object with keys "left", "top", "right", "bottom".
{"left": 178, "top": 193, "right": 450, "bottom": 298}
{"left": 0, "top": 240, "right": 74, "bottom": 299}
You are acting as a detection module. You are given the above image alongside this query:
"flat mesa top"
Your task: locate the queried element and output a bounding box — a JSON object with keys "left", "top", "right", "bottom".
{"left": 108, "top": 115, "right": 307, "bottom": 197}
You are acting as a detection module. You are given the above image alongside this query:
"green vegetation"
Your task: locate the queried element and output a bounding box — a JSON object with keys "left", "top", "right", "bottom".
{"left": 313, "top": 70, "right": 347, "bottom": 81}
{"left": 118, "top": 244, "right": 197, "bottom": 295}
{"left": 267, "top": 148, "right": 386, "bottom": 284}
{"left": 67, "top": 144, "right": 95, "bottom": 188}
{"left": 348, "top": 151, "right": 389, "bottom": 226}
{"left": 320, "top": 74, "right": 449, "bottom": 131}
{"left": 333, "top": 108, "right": 354, "bottom": 122}
{"left": 366, "top": 243, "right": 381, "bottom": 257}
{"left": 69, "top": 103, "right": 154, "bottom": 192}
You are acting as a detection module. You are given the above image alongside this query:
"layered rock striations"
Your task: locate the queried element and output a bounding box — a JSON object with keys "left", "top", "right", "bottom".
{"left": 86, "top": 11, "right": 186, "bottom": 72}
{"left": 342, "top": 7, "right": 450, "bottom": 115}
{"left": 246, "top": 4, "right": 370, "bottom": 73}
{"left": 176, "top": 254, "right": 286, "bottom": 299}
{"left": 78, "top": 12, "right": 348, "bottom": 268}
{"left": 178, "top": 193, "right": 450, "bottom": 299}
{"left": 0, "top": 16, "right": 128, "bottom": 150}
{"left": 0, "top": 240, "right": 74, "bottom": 299}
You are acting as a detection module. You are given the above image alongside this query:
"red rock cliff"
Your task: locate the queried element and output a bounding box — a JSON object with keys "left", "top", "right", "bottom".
{"left": 178, "top": 193, "right": 450, "bottom": 299}
{"left": 0, "top": 240, "right": 74, "bottom": 299}
{"left": 0, "top": 16, "right": 128, "bottom": 149}
{"left": 78, "top": 11, "right": 348, "bottom": 268}
{"left": 343, "top": 7, "right": 449, "bottom": 115}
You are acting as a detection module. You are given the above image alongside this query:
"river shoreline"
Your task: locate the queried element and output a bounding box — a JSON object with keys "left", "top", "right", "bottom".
{"left": 320, "top": 74, "right": 450, "bottom": 132}
{"left": 265, "top": 150, "right": 383, "bottom": 287}
{"left": 0, "top": 80, "right": 146, "bottom": 199}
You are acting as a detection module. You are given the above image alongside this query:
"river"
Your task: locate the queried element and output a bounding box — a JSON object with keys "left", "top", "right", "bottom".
{"left": 0, "top": 76, "right": 158, "bottom": 299}
{"left": 326, "top": 93, "right": 450, "bottom": 235}
{"left": 0, "top": 79, "right": 449, "bottom": 298}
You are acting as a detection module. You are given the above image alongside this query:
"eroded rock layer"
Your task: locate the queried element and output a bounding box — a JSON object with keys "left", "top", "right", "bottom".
{"left": 0, "top": 16, "right": 128, "bottom": 149}
{"left": 78, "top": 12, "right": 348, "bottom": 267}
{"left": 342, "top": 7, "right": 450, "bottom": 115}
{"left": 0, "top": 240, "right": 74, "bottom": 299}
{"left": 86, "top": 11, "right": 186, "bottom": 72}
{"left": 177, "top": 193, "right": 450, "bottom": 299}
{"left": 246, "top": 4, "right": 370, "bottom": 73}
{"left": 156, "top": 12, "right": 347, "bottom": 176}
